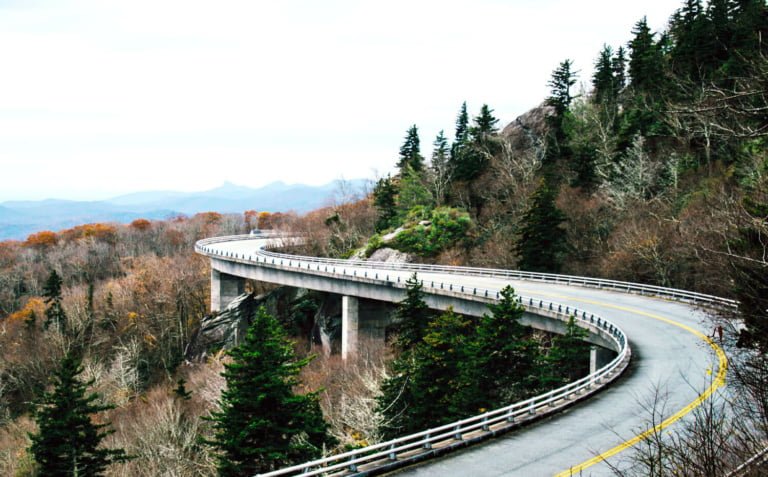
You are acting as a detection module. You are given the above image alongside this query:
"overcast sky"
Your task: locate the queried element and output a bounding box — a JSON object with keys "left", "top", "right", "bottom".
{"left": 0, "top": 0, "right": 677, "bottom": 202}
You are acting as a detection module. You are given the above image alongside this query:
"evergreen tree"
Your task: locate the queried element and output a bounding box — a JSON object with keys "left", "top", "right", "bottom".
{"left": 29, "top": 351, "right": 127, "bottom": 476}
{"left": 670, "top": 0, "right": 709, "bottom": 81}
{"left": 397, "top": 125, "right": 424, "bottom": 173}
{"left": 451, "top": 101, "right": 470, "bottom": 159}
{"left": 547, "top": 59, "right": 577, "bottom": 116}
{"left": 392, "top": 273, "right": 434, "bottom": 350}
{"left": 378, "top": 307, "right": 476, "bottom": 438}
{"left": 612, "top": 46, "right": 627, "bottom": 93}
{"left": 206, "top": 307, "right": 332, "bottom": 476}
{"left": 628, "top": 17, "right": 666, "bottom": 95}
{"left": 592, "top": 45, "right": 616, "bottom": 104}
{"left": 540, "top": 316, "right": 590, "bottom": 388}
{"left": 373, "top": 175, "right": 398, "bottom": 232}
{"left": 429, "top": 130, "right": 452, "bottom": 205}
{"left": 515, "top": 180, "right": 568, "bottom": 273}
{"left": 396, "top": 166, "right": 433, "bottom": 219}
{"left": 471, "top": 286, "right": 539, "bottom": 408}
{"left": 471, "top": 104, "right": 499, "bottom": 139}
{"left": 43, "top": 269, "right": 66, "bottom": 332}
{"left": 173, "top": 378, "right": 192, "bottom": 401}
{"left": 545, "top": 60, "right": 578, "bottom": 166}
{"left": 450, "top": 104, "right": 497, "bottom": 182}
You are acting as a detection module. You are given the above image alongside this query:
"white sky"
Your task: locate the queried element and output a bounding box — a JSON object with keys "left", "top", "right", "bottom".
{"left": 0, "top": 0, "right": 676, "bottom": 202}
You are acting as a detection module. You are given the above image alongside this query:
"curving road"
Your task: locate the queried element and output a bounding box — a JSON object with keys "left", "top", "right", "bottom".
{"left": 197, "top": 236, "right": 727, "bottom": 476}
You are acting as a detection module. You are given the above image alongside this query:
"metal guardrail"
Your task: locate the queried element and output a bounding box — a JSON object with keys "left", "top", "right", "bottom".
{"left": 727, "top": 445, "right": 768, "bottom": 477}
{"left": 196, "top": 234, "right": 737, "bottom": 309}
{"left": 195, "top": 235, "right": 633, "bottom": 476}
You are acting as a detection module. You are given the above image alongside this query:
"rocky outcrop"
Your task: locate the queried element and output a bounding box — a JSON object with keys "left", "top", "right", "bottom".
{"left": 185, "top": 293, "right": 258, "bottom": 361}
{"left": 185, "top": 286, "right": 351, "bottom": 361}
{"left": 501, "top": 102, "right": 554, "bottom": 159}
{"left": 367, "top": 247, "right": 412, "bottom": 263}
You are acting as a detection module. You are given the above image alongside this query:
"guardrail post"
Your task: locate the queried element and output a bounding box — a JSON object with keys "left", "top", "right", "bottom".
{"left": 529, "top": 401, "right": 536, "bottom": 415}
{"left": 423, "top": 434, "right": 432, "bottom": 449}
{"left": 388, "top": 444, "right": 397, "bottom": 461}
{"left": 454, "top": 425, "right": 463, "bottom": 440}
{"left": 482, "top": 416, "right": 489, "bottom": 431}
{"left": 347, "top": 456, "right": 357, "bottom": 472}
{"left": 506, "top": 409, "right": 515, "bottom": 423}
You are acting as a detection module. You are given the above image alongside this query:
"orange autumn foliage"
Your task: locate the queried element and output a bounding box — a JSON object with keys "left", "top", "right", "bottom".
{"left": 24, "top": 230, "right": 58, "bottom": 248}
{"left": 130, "top": 218, "right": 152, "bottom": 231}
{"left": 60, "top": 223, "right": 118, "bottom": 243}
{"left": 194, "top": 212, "right": 222, "bottom": 225}
{"left": 4, "top": 297, "right": 45, "bottom": 326}
{"left": 244, "top": 210, "right": 259, "bottom": 229}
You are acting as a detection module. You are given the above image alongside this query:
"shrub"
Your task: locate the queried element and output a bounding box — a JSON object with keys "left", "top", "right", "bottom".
{"left": 391, "top": 207, "right": 471, "bottom": 257}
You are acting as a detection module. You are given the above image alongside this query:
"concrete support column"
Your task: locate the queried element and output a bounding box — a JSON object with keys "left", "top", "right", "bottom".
{"left": 590, "top": 346, "right": 598, "bottom": 383}
{"left": 211, "top": 269, "right": 245, "bottom": 313}
{"left": 341, "top": 296, "right": 359, "bottom": 361}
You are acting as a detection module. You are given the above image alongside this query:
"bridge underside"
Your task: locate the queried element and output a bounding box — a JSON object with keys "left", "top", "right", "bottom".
{"left": 210, "top": 258, "right": 620, "bottom": 360}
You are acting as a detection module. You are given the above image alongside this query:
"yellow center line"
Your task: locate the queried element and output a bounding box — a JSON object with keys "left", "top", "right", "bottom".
{"left": 533, "top": 295, "right": 729, "bottom": 477}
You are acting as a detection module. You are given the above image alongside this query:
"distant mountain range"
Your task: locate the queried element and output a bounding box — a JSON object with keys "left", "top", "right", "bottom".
{"left": 0, "top": 179, "right": 368, "bottom": 241}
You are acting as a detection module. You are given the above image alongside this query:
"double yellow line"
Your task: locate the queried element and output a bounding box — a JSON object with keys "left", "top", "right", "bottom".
{"left": 547, "top": 298, "right": 729, "bottom": 477}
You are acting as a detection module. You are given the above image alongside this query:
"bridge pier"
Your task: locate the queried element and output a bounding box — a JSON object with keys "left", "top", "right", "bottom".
{"left": 341, "top": 296, "right": 392, "bottom": 361}
{"left": 341, "top": 296, "right": 359, "bottom": 361}
{"left": 590, "top": 345, "right": 617, "bottom": 375}
{"left": 211, "top": 269, "right": 245, "bottom": 313}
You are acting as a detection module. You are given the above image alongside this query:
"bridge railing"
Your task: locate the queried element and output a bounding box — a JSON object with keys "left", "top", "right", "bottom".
{"left": 195, "top": 235, "right": 632, "bottom": 476}
{"left": 196, "top": 234, "right": 737, "bottom": 309}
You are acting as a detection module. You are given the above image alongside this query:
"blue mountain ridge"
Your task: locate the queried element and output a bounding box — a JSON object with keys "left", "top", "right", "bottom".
{"left": 0, "top": 179, "right": 367, "bottom": 241}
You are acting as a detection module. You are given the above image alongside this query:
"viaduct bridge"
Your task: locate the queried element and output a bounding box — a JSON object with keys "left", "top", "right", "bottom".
{"left": 195, "top": 234, "right": 730, "bottom": 476}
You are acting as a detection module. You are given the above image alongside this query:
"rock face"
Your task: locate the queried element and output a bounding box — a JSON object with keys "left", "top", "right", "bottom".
{"left": 186, "top": 287, "right": 349, "bottom": 360}
{"left": 501, "top": 102, "right": 554, "bottom": 155}
{"left": 368, "top": 247, "right": 412, "bottom": 263}
{"left": 185, "top": 293, "right": 258, "bottom": 361}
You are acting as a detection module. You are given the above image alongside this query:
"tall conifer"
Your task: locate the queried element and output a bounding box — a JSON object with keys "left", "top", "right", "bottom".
{"left": 29, "top": 351, "right": 127, "bottom": 476}
{"left": 206, "top": 307, "right": 332, "bottom": 476}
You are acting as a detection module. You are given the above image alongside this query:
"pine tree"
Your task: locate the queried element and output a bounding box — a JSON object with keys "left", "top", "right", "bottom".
{"left": 515, "top": 180, "right": 568, "bottom": 273}
{"left": 391, "top": 273, "right": 433, "bottom": 350}
{"left": 547, "top": 59, "right": 577, "bottom": 116}
{"left": 471, "top": 104, "right": 499, "bottom": 139}
{"left": 540, "top": 316, "right": 590, "bottom": 388}
{"left": 628, "top": 17, "right": 666, "bottom": 95}
{"left": 43, "top": 269, "right": 66, "bottom": 332}
{"left": 592, "top": 45, "right": 615, "bottom": 104}
{"left": 397, "top": 125, "right": 424, "bottom": 173}
{"left": 471, "top": 286, "right": 539, "bottom": 408}
{"left": 378, "top": 307, "right": 476, "bottom": 438}
{"left": 173, "top": 378, "right": 192, "bottom": 400}
{"left": 612, "top": 46, "right": 627, "bottom": 92}
{"left": 206, "top": 307, "right": 332, "bottom": 476}
{"left": 373, "top": 175, "right": 398, "bottom": 232}
{"left": 451, "top": 101, "right": 470, "bottom": 159}
{"left": 29, "top": 351, "right": 127, "bottom": 476}
{"left": 450, "top": 103, "right": 496, "bottom": 182}
{"left": 545, "top": 60, "right": 578, "bottom": 166}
